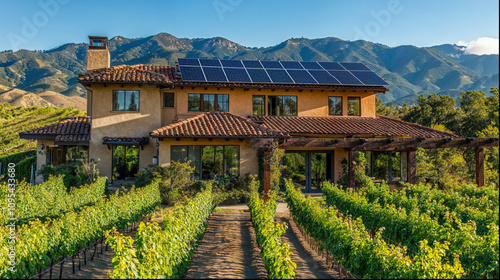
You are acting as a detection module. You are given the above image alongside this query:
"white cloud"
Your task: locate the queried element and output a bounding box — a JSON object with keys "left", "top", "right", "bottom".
{"left": 457, "top": 37, "right": 499, "bottom": 55}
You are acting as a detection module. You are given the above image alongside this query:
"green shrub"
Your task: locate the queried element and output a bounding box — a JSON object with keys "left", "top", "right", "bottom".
{"left": 38, "top": 159, "right": 99, "bottom": 190}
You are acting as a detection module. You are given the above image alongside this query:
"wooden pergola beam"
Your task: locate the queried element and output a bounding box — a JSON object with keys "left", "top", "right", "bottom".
{"left": 476, "top": 147, "right": 484, "bottom": 187}
{"left": 279, "top": 137, "right": 499, "bottom": 151}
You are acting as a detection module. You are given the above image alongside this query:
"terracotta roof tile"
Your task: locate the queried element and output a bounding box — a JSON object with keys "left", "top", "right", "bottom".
{"left": 248, "top": 115, "right": 457, "bottom": 138}
{"left": 19, "top": 116, "right": 90, "bottom": 144}
{"left": 151, "top": 112, "right": 288, "bottom": 138}
{"left": 78, "top": 65, "right": 175, "bottom": 84}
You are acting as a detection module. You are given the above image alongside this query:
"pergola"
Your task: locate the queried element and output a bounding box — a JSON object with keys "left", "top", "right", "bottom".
{"left": 251, "top": 137, "right": 499, "bottom": 192}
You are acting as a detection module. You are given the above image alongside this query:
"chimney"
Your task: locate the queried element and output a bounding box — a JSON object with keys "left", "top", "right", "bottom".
{"left": 87, "top": 36, "right": 110, "bottom": 73}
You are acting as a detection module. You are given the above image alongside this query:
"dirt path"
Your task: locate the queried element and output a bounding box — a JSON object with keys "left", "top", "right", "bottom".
{"left": 184, "top": 210, "right": 268, "bottom": 279}
{"left": 276, "top": 212, "right": 342, "bottom": 279}
{"left": 42, "top": 216, "right": 161, "bottom": 279}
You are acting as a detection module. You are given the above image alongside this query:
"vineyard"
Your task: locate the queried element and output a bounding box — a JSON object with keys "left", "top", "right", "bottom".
{"left": 0, "top": 104, "right": 85, "bottom": 153}
{"left": 0, "top": 169, "right": 498, "bottom": 279}
{"left": 0, "top": 176, "right": 160, "bottom": 278}
{"left": 319, "top": 180, "right": 499, "bottom": 279}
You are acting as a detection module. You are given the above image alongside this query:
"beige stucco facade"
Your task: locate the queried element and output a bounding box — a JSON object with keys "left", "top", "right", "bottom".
{"left": 84, "top": 82, "right": 379, "bottom": 183}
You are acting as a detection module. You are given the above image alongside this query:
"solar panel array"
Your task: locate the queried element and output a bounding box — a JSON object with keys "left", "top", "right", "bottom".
{"left": 178, "top": 58, "right": 388, "bottom": 86}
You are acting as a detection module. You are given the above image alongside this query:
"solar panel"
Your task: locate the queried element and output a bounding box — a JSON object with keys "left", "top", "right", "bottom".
{"left": 280, "top": 61, "right": 304, "bottom": 70}
{"left": 221, "top": 59, "right": 244, "bottom": 68}
{"left": 286, "top": 70, "right": 317, "bottom": 84}
{"left": 261, "top": 61, "right": 283, "bottom": 69}
{"left": 247, "top": 68, "right": 272, "bottom": 83}
{"left": 179, "top": 66, "right": 205, "bottom": 81}
{"left": 267, "top": 69, "right": 294, "bottom": 83}
{"left": 318, "top": 62, "right": 344, "bottom": 70}
{"left": 178, "top": 58, "right": 200, "bottom": 66}
{"left": 224, "top": 68, "right": 251, "bottom": 83}
{"left": 242, "top": 60, "right": 263, "bottom": 68}
{"left": 177, "top": 58, "right": 387, "bottom": 86}
{"left": 340, "top": 63, "right": 371, "bottom": 71}
{"left": 351, "top": 70, "right": 389, "bottom": 85}
{"left": 200, "top": 59, "right": 222, "bottom": 67}
{"left": 300, "top": 61, "right": 323, "bottom": 70}
{"left": 328, "top": 70, "right": 363, "bottom": 85}
{"left": 202, "top": 67, "right": 227, "bottom": 82}
{"left": 308, "top": 70, "right": 340, "bottom": 84}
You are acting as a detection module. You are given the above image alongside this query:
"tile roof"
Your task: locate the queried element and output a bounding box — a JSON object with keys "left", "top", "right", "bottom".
{"left": 150, "top": 112, "right": 288, "bottom": 138}
{"left": 248, "top": 115, "right": 457, "bottom": 138}
{"left": 78, "top": 64, "right": 388, "bottom": 91}
{"left": 19, "top": 116, "right": 91, "bottom": 145}
{"left": 78, "top": 65, "right": 176, "bottom": 84}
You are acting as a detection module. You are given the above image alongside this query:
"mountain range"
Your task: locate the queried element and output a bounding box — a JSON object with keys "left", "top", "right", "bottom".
{"left": 0, "top": 33, "right": 498, "bottom": 108}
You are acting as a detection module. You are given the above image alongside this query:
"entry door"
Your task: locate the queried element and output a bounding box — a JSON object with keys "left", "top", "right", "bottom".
{"left": 284, "top": 151, "right": 334, "bottom": 193}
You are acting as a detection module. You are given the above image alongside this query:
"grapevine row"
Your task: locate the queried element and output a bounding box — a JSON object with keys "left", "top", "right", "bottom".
{"left": 0, "top": 176, "right": 106, "bottom": 226}
{"left": 322, "top": 182, "right": 499, "bottom": 279}
{"left": 0, "top": 179, "right": 160, "bottom": 279}
{"left": 361, "top": 181, "right": 498, "bottom": 236}
{"left": 284, "top": 180, "right": 463, "bottom": 279}
{"left": 105, "top": 185, "right": 215, "bottom": 279}
{"left": 247, "top": 184, "right": 296, "bottom": 279}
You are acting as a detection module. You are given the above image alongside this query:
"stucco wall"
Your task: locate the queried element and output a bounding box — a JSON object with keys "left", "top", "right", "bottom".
{"left": 158, "top": 138, "right": 258, "bottom": 176}
{"left": 89, "top": 84, "right": 161, "bottom": 182}
{"left": 171, "top": 87, "right": 378, "bottom": 120}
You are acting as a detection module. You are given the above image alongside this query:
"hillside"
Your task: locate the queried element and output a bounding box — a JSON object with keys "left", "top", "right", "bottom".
{"left": 0, "top": 33, "right": 498, "bottom": 105}
{"left": 0, "top": 104, "right": 86, "bottom": 155}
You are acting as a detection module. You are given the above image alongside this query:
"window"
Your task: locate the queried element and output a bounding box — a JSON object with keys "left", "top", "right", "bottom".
{"left": 112, "top": 90, "right": 140, "bottom": 111}
{"left": 360, "top": 151, "right": 408, "bottom": 183}
{"left": 112, "top": 145, "right": 139, "bottom": 180}
{"left": 268, "top": 95, "right": 297, "bottom": 116}
{"left": 253, "top": 95, "right": 265, "bottom": 115}
{"left": 163, "top": 92, "right": 174, "bottom": 107}
{"left": 329, "top": 96, "right": 342, "bottom": 115}
{"left": 188, "top": 94, "right": 201, "bottom": 111}
{"left": 347, "top": 97, "right": 360, "bottom": 116}
{"left": 171, "top": 145, "right": 240, "bottom": 179}
{"left": 188, "top": 94, "right": 229, "bottom": 112}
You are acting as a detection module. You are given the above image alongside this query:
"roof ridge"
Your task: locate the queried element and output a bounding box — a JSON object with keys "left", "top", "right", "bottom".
{"left": 376, "top": 115, "right": 457, "bottom": 137}
{"left": 220, "top": 112, "right": 287, "bottom": 136}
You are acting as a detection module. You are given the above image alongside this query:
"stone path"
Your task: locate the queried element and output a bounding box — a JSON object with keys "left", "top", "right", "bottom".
{"left": 184, "top": 210, "right": 268, "bottom": 279}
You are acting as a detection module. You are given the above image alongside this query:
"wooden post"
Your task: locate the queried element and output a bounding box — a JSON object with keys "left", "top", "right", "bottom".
{"left": 263, "top": 149, "right": 271, "bottom": 201}
{"left": 348, "top": 150, "right": 357, "bottom": 190}
{"left": 408, "top": 150, "right": 416, "bottom": 184}
{"left": 475, "top": 147, "right": 484, "bottom": 187}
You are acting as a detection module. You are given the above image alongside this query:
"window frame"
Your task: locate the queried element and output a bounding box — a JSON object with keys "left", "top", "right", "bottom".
{"left": 163, "top": 92, "right": 174, "bottom": 108}
{"left": 188, "top": 93, "right": 229, "bottom": 112}
{"left": 112, "top": 90, "right": 140, "bottom": 112}
{"left": 170, "top": 145, "right": 240, "bottom": 179}
{"left": 267, "top": 95, "right": 297, "bottom": 116}
{"left": 328, "top": 96, "right": 343, "bottom": 116}
{"left": 347, "top": 97, "right": 361, "bottom": 116}
{"left": 252, "top": 95, "right": 266, "bottom": 116}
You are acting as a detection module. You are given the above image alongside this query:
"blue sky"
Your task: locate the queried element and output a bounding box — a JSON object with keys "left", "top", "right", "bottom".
{"left": 0, "top": 0, "right": 498, "bottom": 53}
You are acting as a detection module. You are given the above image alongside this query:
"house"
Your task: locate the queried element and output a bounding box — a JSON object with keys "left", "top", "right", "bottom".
{"left": 20, "top": 36, "right": 498, "bottom": 191}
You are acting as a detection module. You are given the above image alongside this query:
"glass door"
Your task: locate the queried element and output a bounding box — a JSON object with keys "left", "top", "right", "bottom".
{"left": 284, "top": 152, "right": 307, "bottom": 191}
{"left": 284, "top": 151, "right": 334, "bottom": 193}
{"left": 310, "top": 152, "right": 332, "bottom": 191}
